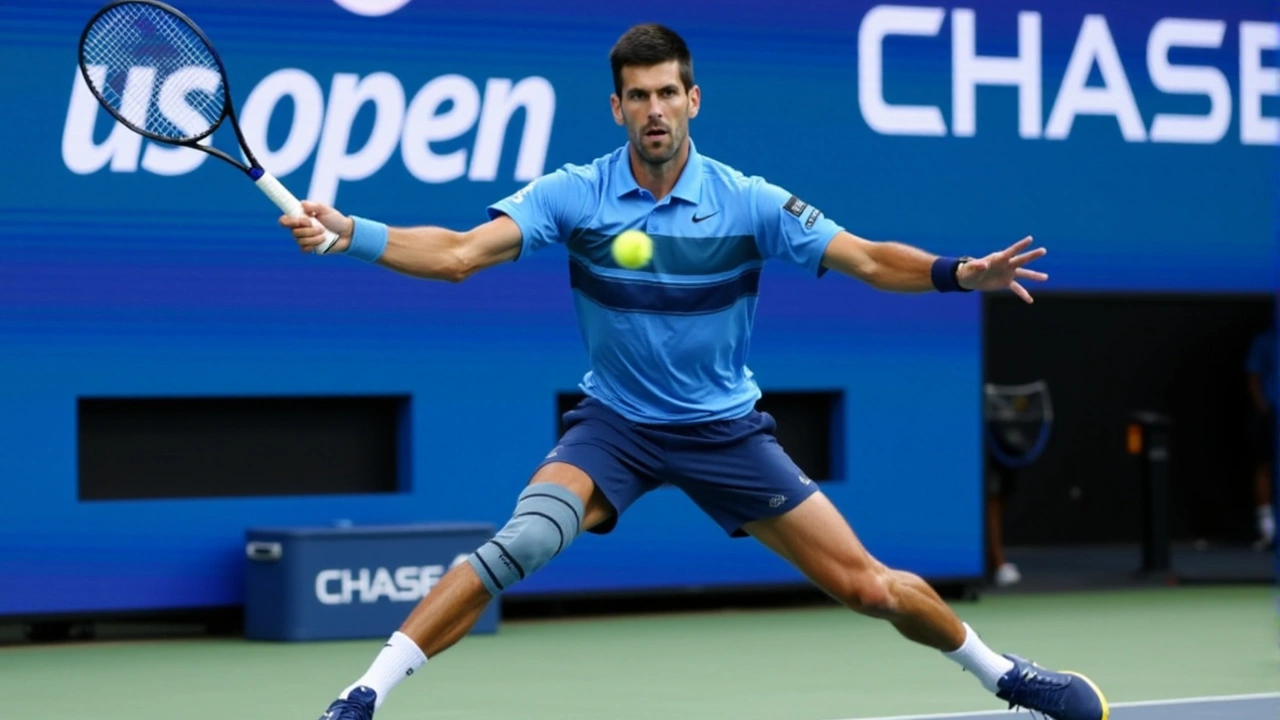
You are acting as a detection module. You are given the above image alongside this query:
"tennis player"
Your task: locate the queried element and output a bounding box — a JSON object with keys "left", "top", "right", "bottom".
{"left": 282, "top": 24, "right": 1107, "bottom": 720}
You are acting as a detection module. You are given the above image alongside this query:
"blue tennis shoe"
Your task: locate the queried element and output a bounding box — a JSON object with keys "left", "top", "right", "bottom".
{"left": 318, "top": 686, "right": 377, "bottom": 720}
{"left": 996, "top": 655, "right": 1109, "bottom": 720}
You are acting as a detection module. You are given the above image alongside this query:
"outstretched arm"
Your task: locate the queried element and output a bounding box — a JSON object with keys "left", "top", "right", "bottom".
{"left": 280, "top": 201, "right": 523, "bottom": 282}
{"left": 820, "top": 233, "right": 1049, "bottom": 303}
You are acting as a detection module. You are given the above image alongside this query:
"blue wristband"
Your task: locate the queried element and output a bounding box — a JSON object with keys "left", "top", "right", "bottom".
{"left": 931, "top": 256, "right": 971, "bottom": 293}
{"left": 346, "top": 216, "right": 388, "bottom": 263}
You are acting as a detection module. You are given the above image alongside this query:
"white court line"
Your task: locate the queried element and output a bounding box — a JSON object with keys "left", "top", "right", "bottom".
{"left": 830, "top": 692, "right": 1280, "bottom": 720}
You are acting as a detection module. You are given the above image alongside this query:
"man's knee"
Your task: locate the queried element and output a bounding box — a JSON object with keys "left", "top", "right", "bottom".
{"left": 466, "top": 483, "right": 585, "bottom": 597}
{"left": 532, "top": 461, "right": 617, "bottom": 532}
{"left": 834, "top": 568, "right": 896, "bottom": 618}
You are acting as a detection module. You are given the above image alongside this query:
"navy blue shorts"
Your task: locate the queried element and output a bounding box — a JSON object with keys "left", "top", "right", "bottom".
{"left": 538, "top": 396, "right": 820, "bottom": 537}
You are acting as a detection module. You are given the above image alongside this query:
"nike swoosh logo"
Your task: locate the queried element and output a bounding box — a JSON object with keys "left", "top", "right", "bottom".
{"left": 691, "top": 211, "right": 719, "bottom": 223}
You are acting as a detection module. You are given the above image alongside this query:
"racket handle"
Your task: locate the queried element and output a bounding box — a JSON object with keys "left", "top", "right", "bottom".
{"left": 253, "top": 170, "right": 341, "bottom": 255}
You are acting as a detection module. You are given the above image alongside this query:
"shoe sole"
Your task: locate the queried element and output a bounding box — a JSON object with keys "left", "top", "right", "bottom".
{"left": 1062, "top": 671, "right": 1110, "bottom": 720}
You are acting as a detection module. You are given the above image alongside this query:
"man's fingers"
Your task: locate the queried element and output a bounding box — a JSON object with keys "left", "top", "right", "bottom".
{"left": 280, "top": 210, "right": 335, "bottom": 255}
{"left": 294, "top": 226, "right": 328, "bottom": 251}
{"left": 1002, "top": 236, "right": 1033, "bottom": 258}
{"left": 1009, "top": 247, "right": 1046, "bottom": 267}
{"left": 1015, "top": 268, "right": 1048, "bottom": 282}
{"left": 279, "top": 215, "right": 326, "bottom": 233}
{"left": 1010, "top": 281, "right": 1033, "bottom": 303}
{"left": 300, "top": 200, "right": 331, "bottom": 217}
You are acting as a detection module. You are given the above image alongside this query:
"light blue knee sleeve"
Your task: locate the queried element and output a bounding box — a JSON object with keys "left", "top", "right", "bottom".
{"left": 467, "top": 483, "right": 584, "bottom": 596}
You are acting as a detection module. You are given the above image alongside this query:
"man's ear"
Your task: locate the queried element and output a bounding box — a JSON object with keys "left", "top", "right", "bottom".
{"left": 611, "top": 94, "right": 624, "bottom": 126}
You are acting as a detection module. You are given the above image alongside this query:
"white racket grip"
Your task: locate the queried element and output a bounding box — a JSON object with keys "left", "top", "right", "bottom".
{"left": 254, "top": 170, "right": 340, "bottom": 255}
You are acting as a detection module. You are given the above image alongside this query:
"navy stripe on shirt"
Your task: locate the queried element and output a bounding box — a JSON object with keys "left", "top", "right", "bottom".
{"left": 567, "top": 229, "right": 761, "bottom": 276}
{"left": 568, "top": 258, "right": 760, "bottom": 315}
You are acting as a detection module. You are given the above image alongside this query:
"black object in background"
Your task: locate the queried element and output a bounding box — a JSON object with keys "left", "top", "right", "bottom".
{"left": 985, "top": 292, "right": 1275, "bottom": 545}
{"left": 79, "top": 396, "right": 406, "bottom": 500}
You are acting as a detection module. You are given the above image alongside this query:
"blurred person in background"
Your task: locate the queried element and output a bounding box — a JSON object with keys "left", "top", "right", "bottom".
{"left": 1245, "top": 324, "right": 1276, "bottom": 550}
{"left": 981, "top": 380, "right": 1053, "bottom": 587}
{"left": 985, "top": 450, "right": 1021, "bottom": 587}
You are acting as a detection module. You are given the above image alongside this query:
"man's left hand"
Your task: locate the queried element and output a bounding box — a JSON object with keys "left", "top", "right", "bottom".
{"left": 957, "top": 236, "right": 1048, "bottom": 303}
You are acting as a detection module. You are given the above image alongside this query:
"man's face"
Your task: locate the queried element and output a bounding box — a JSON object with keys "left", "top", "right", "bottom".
{"left": 611, "top": 60, "right": 700, "bottom": 166}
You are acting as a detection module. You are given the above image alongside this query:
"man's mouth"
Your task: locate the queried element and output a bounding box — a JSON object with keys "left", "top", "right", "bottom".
{"left": 644, "top": 127, "right": 669, "bottom": 140}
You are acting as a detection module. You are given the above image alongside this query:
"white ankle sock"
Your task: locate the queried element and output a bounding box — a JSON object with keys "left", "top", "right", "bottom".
{"left": 942, "top": 623, "right": 1015, "bottom": 693}
{"left": 1259, "top": 505, "right": 1275, "bottom": 542}
{"left": 341, "top": 631, "right": 427, "bottom": 709}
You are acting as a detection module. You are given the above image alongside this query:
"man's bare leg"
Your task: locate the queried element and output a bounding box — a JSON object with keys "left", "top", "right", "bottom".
{"left": 399, "top": 464, "right": 611, "bottom": 656}
{"left": 743, "top": 492, "right": 1020, "bottom": 693}
{"left": 745, "top": 492, "right": 965, "bottom": 650}
{"left": 334, "top": 463, "right": 614, "bottom": 709}
{"left": 745, "top": 493, "right": 1109, "bottom": 719}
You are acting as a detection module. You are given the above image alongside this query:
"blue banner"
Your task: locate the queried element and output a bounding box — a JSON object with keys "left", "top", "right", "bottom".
{"left": 0, "top": 0, "right": 1276, "bottom": 615}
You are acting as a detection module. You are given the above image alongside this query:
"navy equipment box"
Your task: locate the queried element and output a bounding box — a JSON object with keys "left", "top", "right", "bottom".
{"left": 244, "top": 523, "right": 497, "bottom": 641}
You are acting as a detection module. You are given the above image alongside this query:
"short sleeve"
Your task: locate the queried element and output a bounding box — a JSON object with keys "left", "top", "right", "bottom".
{"left": 487, "top": 165, "right": 595, "bottom": 260}
{"left": 751, "top": 179, "right": 844, "bottom": 276}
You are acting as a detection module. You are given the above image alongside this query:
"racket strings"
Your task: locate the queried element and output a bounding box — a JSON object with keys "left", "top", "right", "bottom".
{"left": 82, "top": 2, "right": 225, "bottom": 141}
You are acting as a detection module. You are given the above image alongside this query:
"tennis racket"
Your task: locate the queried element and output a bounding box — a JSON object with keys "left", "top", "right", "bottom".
{"left": 77, "top": 0, "right": 340, "bottom": 254}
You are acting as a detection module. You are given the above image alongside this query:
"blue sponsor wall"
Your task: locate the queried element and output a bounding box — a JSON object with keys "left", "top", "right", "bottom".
{"left": 0, "top": 0, "right": 1276, "bottom": 616}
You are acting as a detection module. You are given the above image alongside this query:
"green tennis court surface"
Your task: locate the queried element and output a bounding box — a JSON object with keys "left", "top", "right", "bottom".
{"left": 845, "top": 694, "right": 1280, "bottom": 720}
{"left": 0, "top": 585, "right": 1275, "bottom": 720}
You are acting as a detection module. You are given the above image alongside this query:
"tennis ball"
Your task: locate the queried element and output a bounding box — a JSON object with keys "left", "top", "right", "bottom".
{"left": 611, "top": 229, "right": 653, "bottom": 269}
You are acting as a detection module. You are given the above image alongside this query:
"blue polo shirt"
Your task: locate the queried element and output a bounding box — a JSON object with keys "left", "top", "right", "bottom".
{"left": 487, "top": 140, "right": 844, "bottom": 424}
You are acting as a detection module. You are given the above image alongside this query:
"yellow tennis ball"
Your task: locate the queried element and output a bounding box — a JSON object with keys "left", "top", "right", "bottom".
{"left": 611, "top": 229, "right": 653, "bottom": 270}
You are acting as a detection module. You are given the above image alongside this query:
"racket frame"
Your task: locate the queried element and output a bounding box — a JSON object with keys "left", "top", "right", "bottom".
{"left": 77, "top": 0, "right": 340, "bottom": 254}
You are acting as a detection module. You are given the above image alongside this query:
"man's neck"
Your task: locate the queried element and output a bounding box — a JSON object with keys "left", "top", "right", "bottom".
{"left": 628, "top": 139, "right": 690, "bottom": 201}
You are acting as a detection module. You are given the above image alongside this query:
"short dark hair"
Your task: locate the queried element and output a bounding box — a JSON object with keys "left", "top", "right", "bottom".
{"left": 609, "top": 24, "right": 695, "bottom": 97}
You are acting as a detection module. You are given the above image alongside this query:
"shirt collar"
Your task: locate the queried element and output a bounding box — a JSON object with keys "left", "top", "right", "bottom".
{"left": 613, "top": 138, "right": 703, "bottom": 204}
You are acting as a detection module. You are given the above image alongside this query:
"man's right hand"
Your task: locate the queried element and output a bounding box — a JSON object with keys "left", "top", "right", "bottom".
{"left": 279, "top": 200, "right": 355, "bottom": 254}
